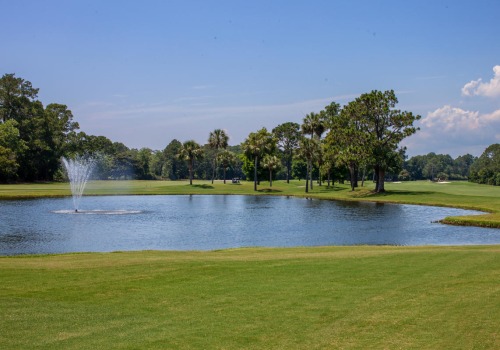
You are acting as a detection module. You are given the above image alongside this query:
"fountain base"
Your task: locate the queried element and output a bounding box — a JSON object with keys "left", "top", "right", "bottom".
{"left": 53, "top": 209, "right": 142, "bottom": 215}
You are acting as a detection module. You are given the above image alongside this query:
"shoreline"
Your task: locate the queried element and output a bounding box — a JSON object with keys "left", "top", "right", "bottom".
{"left": 1, "top": 180, "right": 499, "bottom": 229}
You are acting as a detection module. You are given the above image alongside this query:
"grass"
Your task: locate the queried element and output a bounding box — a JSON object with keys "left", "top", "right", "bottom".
{"left": 1, "top": 179, "right": 500, "bottom": 227}
{"left": 1, "top": 246, "right": 499, "bottom": 349}
{"left": 1, "top": 181, "right": 499, "bottom": 348}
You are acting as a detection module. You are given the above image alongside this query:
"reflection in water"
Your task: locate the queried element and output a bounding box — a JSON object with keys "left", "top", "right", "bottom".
{"left": 0, "top": 195, "right": 498, "bottom": 255}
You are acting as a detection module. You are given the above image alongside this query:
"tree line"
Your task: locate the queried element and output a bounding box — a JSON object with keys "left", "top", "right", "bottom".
{"left": 1, "top": 73, "right": 498, "bottom": 187}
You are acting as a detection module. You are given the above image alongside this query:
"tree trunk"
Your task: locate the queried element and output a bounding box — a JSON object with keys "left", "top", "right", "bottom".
{"left": 377, "top": 168, "right": 386, "bottom": 193}
{"left": 254, "top": 156, "right": 258, "bottom": 191}
{"left": 223, "top": 167, "right": 226, "bottom": 184}
{"left": 305, "top": 160, "right": 310, "bottom": 193}
{"left": 373, "top": 165, "right": 380, "bottom": 192}
{"left": 309, "top": 162, "right": 313, "bottom": 190}
{"left": 189, "top": 160, "right": 193, "bottom": 185}
{"left": 211, "top": 158, "right": 217, "bottom": 184}
{"left": 353, "top": 164, "right": 358, "bottom": 188}
{"left": 269, "top": 169, "right": 273, "bottom": 187}
{"left": 349, "top": 164, "right": 356, "bottom": 191}
{"left": 286, "top": 157, "right": 291, "bottom": 184}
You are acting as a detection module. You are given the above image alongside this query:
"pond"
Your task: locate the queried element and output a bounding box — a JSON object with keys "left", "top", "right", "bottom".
{"left": 1, "top": 195, "right": 499, "bottom": 255}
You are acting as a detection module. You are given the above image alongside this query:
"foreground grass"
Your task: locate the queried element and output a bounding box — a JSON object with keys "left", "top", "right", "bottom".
{"left": 1, "top": 179, "right": 500, "bottom": 227}
{"left": 1, "top": 184, "right": 499, "bottom": 348}
{"left": 1, "top": 246, "right": 499, "bottom": 349}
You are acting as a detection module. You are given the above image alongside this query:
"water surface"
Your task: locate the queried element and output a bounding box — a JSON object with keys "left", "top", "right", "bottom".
{"left": 1, "top": 195, "right": 498, "bottom": 255}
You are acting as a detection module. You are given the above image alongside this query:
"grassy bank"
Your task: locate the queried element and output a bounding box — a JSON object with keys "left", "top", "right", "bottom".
{"left": 1, "top": 180, "right": 500, "bottom": 227}
{"left": 1, "top": 246, "right": 499, "bottom": 349}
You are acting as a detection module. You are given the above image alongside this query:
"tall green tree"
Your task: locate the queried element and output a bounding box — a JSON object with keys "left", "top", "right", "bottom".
{"left": 325, "top": 100, "right": 372, "bottom": 191}
{"left": 0, "top": 73, "right": 39, "bottom": 123}
{"left": 177, "top": 140, "right": 204, "bottom": 185}
{"left": 261, "top": 154, "right": 281, "bottom": 187}
{"left": 319, "top": 102, "right": 341, "bottom": 186}
{"left": 469, "top": 144, "right": 500, "bottom": 185}
{"left": 1, "top": 74, "right": 81, "bottom": 181}
{"left": 297, "top": 136, "right": 320, "bottom": 193}
{"left": 241, "top": 127, "right": 276, "bottom": 191}
{"left": 322, "top": 102, "right": 341, "bottom": 130}
{"left": 0, "top": 120, "right": 26, "bottom": 181}
{"left": 357, "top": 90, "right": 420, "bottom": 192}
{"left": 321, "top": 142, "right": 337, "bottom": 187}
{"left": 453, "top": 154, "right": 475, "bottom": 179}
{"left": 272, "top": 122, "right": 300, "bottom": 183}
{"left": 302, "top": 112, "right": 318, "bottom": 189}
{"left": 301, "top": 112, "right": 329, "bottom": 189}
{"left": 208, "top": 129, "right": 229, "bottom": 184}
{"left": 39, "top": 103, "right": 79, "bottom": 180}
{"left": 136, "top": 148, "right": 154, "bottom": 179}
{"left": 149, "top": 150, "right": 165, "bottom": 179}
{"left": 1, "top": 74, "right": 44, "bottom": 180}
{"left": 16, "top": 100, "right": 46, "bottom": 180}
{"left": 162, "top": 139, "right": 186, "bottom": 180}
{"left": 301, "top": 112, "right": 325, "bottom": 140}
{"left": 403, "top": 152, "right": 475, "bottom": 181}
{"left": 66, "top": 132, "right": 115, "bottom": 156}
{"left": 217, "top": 149, "right": 237, "bottom": 184}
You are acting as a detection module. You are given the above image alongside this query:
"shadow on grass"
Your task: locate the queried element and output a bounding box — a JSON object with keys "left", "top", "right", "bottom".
{"left": 352, "top": 189, "right": 436, "bottom": 198}
{"left": 316, "top": 185, "right": 349, "bottom": 193}
{"left": 257, "top": 188, "right": 283, "bottom": 193}
{"left": 190, "top": 184, "right": 215, "bottom": 189}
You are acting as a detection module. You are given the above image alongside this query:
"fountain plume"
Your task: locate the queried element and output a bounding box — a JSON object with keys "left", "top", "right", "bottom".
{"left": 61, "top": 155, "right": 96, "bottom": 212}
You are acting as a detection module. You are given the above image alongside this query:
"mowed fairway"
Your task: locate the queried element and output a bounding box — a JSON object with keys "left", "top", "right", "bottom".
{"left": 1, "top": 181, "right": 499, "bottom": 348}
{"left": 1, "top": 246, "right": 499, "bottom": 349}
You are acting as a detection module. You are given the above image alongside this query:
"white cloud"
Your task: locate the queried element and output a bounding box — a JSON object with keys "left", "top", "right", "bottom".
{"left": 405, "top": 65, "right": 500, "bottom": 156}
{"left": 461, "top": 65, "right": 500, "bottom": 97}
{"left": 407, "top": 105, "right": 500, "bottom": 156}
{"left": 421, "top": 105, "right": 480, "bottom": 131}
{"left": 483, "top": 109, "right": 500, "bottom": 141}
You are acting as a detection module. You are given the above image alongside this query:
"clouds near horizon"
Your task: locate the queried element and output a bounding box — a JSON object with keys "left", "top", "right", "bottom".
{"left": 461, "top": 65, "right": 500, "bottom": 97}
{"left": 421, "top": 105, "right": 500, "bottom": 139}
{"left": 410, "top": 65, "right": 500, "bottom": 157}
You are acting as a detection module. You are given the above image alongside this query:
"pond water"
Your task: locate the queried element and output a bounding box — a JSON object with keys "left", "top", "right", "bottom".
{"left": 1, "top": 195, "right": 499, "bottom": 255}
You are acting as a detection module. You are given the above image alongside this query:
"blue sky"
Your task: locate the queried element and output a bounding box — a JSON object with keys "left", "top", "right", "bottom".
{"left": 3, "top": 0, "right": 500, "bottom": 157}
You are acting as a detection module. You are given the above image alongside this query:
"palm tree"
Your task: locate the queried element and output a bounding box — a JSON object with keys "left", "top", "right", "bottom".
{"left": 261, "top": 154, "right": 280, "bottom": 187}
{"left": 272, "top": 122, "right": 300, "bottom": 184}
{"left": 321, "top": 143, "right": 338, "bottom": 188}
{"left": 241, "top": 127, "right": 275, "bottom": 191}
{"left": 208, "top": 129, "right": 229, "bottom": 184}
{"left": 301, "top": 112, "right": 325, "bottom": 190}
{"left": 302, "top": 112, "right": 326, "bottom": 140}
{"left": 177, "top": 140, "right": 203, "bottom": 185}
{"left": 217, "top": 149, "right": 237, "bottom": 184}
{"left": 297, "top": 136, "right": 319, "bottom": 193}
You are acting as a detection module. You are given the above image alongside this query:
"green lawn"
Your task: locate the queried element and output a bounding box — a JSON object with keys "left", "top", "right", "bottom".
{"left": 1, "top": 246, "right": 499, "bottom": 349}
{"left": 1, "top": 179, "right": 500, "bottom": 227}
{"left": 1, "top": 181, "right": 499, "bottom": 348}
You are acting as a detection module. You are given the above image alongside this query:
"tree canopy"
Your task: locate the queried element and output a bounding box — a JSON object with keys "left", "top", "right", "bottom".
{"left": 469, "top": 144, "right": 500, "bottom": 185}
{"left": 5, "top": 73, "right": 497, "bottom": 187}
{"left": 177, "top": 140, "right": 204, "bottom": 185}
{"left": 241, "top": 127, "right": 276, "bottom": 191}
{"left": 272, "top": 122, "right": 300, "bottom": 183}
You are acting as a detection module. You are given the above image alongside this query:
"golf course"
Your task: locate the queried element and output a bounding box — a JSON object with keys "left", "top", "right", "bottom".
{"left": 1, "top": 180, "right": 499, "bottom": 349}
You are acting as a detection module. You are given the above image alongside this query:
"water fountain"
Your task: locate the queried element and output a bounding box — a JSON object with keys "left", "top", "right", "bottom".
{"left": 61, "top": 155, "right": 96, "bottom": 212}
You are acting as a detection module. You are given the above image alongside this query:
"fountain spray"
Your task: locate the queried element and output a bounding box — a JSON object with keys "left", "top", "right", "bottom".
{"left": 61, "top": 155, "right": 96, "bottom": 212}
